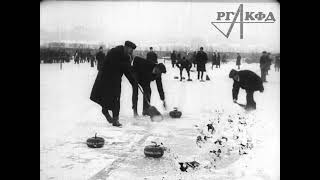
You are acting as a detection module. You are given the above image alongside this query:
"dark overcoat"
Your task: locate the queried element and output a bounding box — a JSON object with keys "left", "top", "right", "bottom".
{"left": 90, "top": 45, "right": 134, "bottom": 109}
{"left": 196, "top": 51, "right": 208, "bottom": 71}
{"left": 236, "top": 55, "right": 241, "bottom": 65}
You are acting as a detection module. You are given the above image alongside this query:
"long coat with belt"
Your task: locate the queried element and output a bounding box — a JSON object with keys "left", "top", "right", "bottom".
{"left": 90, "top": 45, "right": 135, "bottom": 109}
{"left": 196, "top": 51, "right": 208, "bottom": 71}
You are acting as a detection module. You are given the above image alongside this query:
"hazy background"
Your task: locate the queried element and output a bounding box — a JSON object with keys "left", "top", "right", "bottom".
{"left": 40, "top": 1, "right": 280, "bottom": 52}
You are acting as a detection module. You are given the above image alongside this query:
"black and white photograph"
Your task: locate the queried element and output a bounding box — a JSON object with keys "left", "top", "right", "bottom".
{"left": 40, "top": 0, "right": 280, "bottom": 179}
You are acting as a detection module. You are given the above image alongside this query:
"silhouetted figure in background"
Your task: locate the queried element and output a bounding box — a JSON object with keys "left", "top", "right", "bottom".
{"left": 171, "top": 51, "right": 177, "bottom": 68}
{"left": 274, "top": 55, "right": 280, "bottom": 72}
{"left": 196, "top": 47, "right": 208, "bottom": 81}
{"left": 216, "top": 52, "right": 221, "bottom": 68}
{"left": 211, "top": 52, "right": 217, "bottom": 70}
{"left": 146, "top": 47, "right": 158, "bottom": 63}
{"left": 260, "top": 51, "right": 268, "bottom": 82}
{"left": 177, "top": 57, "right": 192, "bottom": 81}
{"left": 96, "top": 46, "right": 105, "bottom": 71}
{"left": 236, "top": 53, "right": 241, "bottom": 70}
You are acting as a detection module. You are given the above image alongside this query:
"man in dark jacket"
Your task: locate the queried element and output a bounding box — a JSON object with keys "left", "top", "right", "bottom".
{"left": 266, "top": 52, "right": 272, "bottom": 75}
{"left": 216, "top": 52, "right": 221, "bottom": 68}
{"left": 130, "top": 56, "right": 167, "bottom": 117}
{"left": 260, "top": 51, "right": 268, "bottom": 82}
{"left": 176, "top": 57, "right": 192, "bottom": 81}
{"left": 236, "top": 53, "right": 241, "bottom": 69}
{"left": 96, "top": 46, "right": 105, "bottom": 71}
{"left": 90, "top": 41, "right": 137, "bottom": 127}
{"left": 211, "top": 52, "right": 217, "bottom": 70}
{"left": 171, "top": 51, "right": 177, "bottom": 68}
{"left": 196, "top": 47, "right": 208, "bottom": 81}
{"left": 229, "top": 69, "right": 264, "bottom": 110}
{"left": 146, "top": 47, "right": 158, "bottom": 63}
{"left": 274, "top": 55, "right": 280, "bottom": 72}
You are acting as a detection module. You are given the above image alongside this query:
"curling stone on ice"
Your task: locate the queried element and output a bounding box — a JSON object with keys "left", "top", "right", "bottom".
{"left": 169, "top": 107, "right": 182, "bottom": 118}
{"left": 144, "top": 141, "right": 165, "bottom": 158}
{"left": 86, "top": 133, "right": 105, "bottom": 148}
{"left": 174, "top": 76, "right": 179, "bottom": 79}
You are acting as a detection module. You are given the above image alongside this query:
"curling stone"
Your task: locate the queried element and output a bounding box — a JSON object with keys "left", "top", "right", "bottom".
{"left": 174, "top": 76, "right": 179, "bottom": 79}
{"left": 144, "top": 141, "right": 164, "bottom": 158}
{"left": 169, "top": 107, "right": 182, "bottom": 118}
{"left": 86, "top": 133, "right": 105, "bottom": 148}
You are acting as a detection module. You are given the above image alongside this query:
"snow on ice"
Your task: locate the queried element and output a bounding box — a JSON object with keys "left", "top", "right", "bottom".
{"left": 40, "top": 59, "right": 279, "bottom": 180}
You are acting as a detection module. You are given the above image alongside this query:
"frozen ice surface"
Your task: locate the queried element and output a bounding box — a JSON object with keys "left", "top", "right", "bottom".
{"left": 40, "top": 60, "right": 279, "bottom": 180}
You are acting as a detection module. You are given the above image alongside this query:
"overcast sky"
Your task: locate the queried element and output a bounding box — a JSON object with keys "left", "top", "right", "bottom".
{"left": 40, "top": 1, "right": 279, "bottom": 52}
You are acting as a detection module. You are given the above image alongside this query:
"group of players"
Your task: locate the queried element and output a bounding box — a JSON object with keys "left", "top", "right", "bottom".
{"left": 89, "top": 41, "right": 280, "bottom": 127}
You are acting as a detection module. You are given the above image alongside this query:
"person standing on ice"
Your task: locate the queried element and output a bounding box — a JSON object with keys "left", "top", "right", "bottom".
{"left": 274, "top": 55, "right": 280, "bottom": 72}
{"left": 229, "top": 69, "right": 264, "bottom": 110}
{"left": 266, "top": 52, "right": 272, "bottom": 75}
{"left": 170, "top": 50, "right": 177, "bottom": 68}
{"left": 260, "top": 51, "right": 269, "bottom": 82}
{"left": 236, "top": 53, "right": 241, "bottom": 70}
{"left": 90, "top": 41, "right": 137, "bottom": 127}
{"left": 196, "top": 47, "right": 208, "bottom": 81}
{"left": 146, "top": 47, "right": 158, "bottom": 64}
{"left": 211, "top": 52, "right": 217, "bottom": 70}
{"left": 130, "top": 56, "right": 167, "bottom": 117}
{"left": 95, "top": 46, "right": 105, "bottom": 71}
{"left": 216, "top": 52, "right": 221, "bottom": 68}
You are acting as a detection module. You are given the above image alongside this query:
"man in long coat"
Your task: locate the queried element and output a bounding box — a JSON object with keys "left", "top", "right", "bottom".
{"left": 260, "top": 51, "right": 269, "bottom": 82}
{"left": 146, "top": 47, "right": 158, "bottom": 63}
{"left": 96, "top": 46, "right": 105, "bottom": 71}
{"left": 90, "top": 41, "right": 137, "bottom": 127}
{"left": 229, "top": 69, "right": 264, "bottom": 110}
{"left": 171, "top": 51, "right": 177, "bottom": 68}
{"left": 236, "top": 53, "right": 241, "bottom": 69}
{"left": 196, "top": 47, "right": 208, "bottom": 81}
{"left": 211, "top": 52, "right": 217, "bottom": 70}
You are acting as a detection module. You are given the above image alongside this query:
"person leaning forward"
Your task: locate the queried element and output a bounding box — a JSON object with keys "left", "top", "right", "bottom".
{"left": 130, "top": 56, "right": 167, "bottom": 117}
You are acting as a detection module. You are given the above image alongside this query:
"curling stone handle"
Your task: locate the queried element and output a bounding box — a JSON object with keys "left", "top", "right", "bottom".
{"left": 151, "top": 141, "right": 158, "bottom": 146}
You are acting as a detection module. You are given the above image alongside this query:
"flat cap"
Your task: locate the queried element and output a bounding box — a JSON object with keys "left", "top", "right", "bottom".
{"left": 125, "top": 41, "right": 137, "bottom": 49}
{"left": 229, "top": 69, "right": 238, "bottom": 78}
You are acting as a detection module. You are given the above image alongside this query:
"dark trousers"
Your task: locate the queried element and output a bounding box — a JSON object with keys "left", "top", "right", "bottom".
{"left": 246, "top": 90, "right": 256, "bottom": 109}
{"left": 197, "top": 71, "right": 204, "bottom": 80}
{"left": 132, "top": 83, "right": 151, "bottom": 113}
{"left": 172, "top": 62, "right": 175, "bottom": 68}
{"left": 180, "top": 68, "right": 190, "bottom": 79}
{"left": 261, "top": 68, "right": 267, "bottom": 82}
{"left": 102, "top": 96, "right": 120, "bottom": 118}
{"left": 237, "top": 65, "right": 240, "bottom": 69}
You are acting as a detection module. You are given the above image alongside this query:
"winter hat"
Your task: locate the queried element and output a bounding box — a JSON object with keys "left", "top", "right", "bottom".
{"left": 229, "top": 69, "right": 238, "bottom": 78}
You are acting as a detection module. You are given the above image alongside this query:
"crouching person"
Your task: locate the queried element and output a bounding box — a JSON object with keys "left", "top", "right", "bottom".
{"left": 229, "top": 69, "right": 264, "bottom": 111}
{"left": 176, "top": 57, "right": 192, "bottom": 81}
{"left": 131, "top": 56, "right": 167, "bottom": 117}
